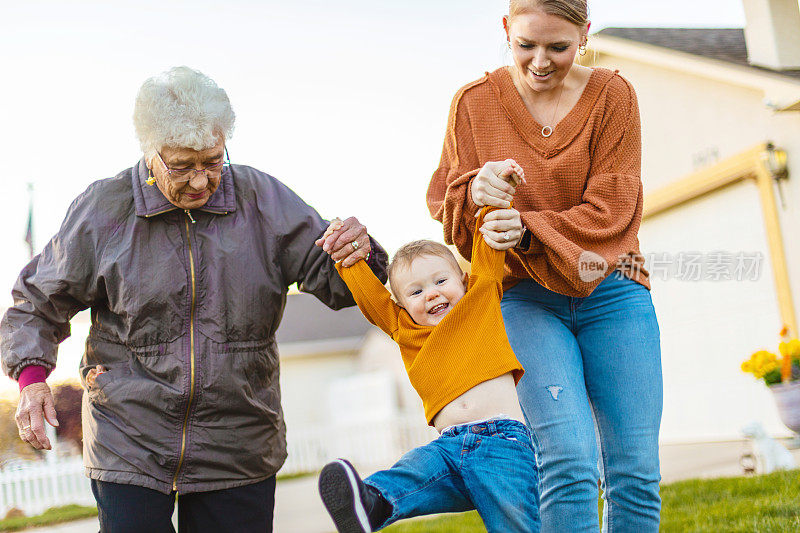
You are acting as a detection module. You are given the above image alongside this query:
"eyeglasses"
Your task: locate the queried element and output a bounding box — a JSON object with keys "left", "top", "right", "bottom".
{"left": 156, "top": 147, "right": 231, "bottom": 183}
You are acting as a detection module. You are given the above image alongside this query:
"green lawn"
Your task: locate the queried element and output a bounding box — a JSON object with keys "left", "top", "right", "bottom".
{"left": 0, "top": 504, "right": 97, "bottom": 532}
{"left": 385, "top": 470, "right": 800, "bottom": 532}
{"left": 4, "top": 470, "right": 798, "bottom": 532}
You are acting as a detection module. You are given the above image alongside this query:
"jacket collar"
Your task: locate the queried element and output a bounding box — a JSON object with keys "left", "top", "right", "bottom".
{"left": 131, "top": 158, "right": 237, "bottom": 218}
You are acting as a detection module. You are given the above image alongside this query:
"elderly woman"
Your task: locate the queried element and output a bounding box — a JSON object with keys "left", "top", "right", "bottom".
{"left": 0, "top": 66, "right": 387, "bottom": 532}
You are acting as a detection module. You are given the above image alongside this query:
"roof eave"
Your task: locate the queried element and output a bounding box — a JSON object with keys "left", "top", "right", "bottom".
{"left": 589, "top": 34, "right": 800, "bottom": 111}
{"left": 278, "top": 335, "right": 366, "bottom": 360}
{"left": 779, "top": 99, "right": 800, "bottom": 112}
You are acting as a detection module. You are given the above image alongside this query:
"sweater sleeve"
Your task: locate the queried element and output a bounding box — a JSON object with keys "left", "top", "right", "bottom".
{"left": 334, "top": 261, "right": 400, "bottom": 339}
{"left": 517, "top": 80, "right": 643, "bottom": 289}
{"left": 470, "top": 207, "right": 506, "bottom": 286}
{"left": 426, "top": 86, "right": 483, "bottom": 263}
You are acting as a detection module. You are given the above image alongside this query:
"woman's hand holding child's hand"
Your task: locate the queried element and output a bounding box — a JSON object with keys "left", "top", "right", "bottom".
{"left": 471, "top": 159, "right": 526, "bottom": 250}
{"left": 480, "top": 208, "right": 524, "bottom": 251}
{"left": 315, "top": 217, "right": 372, "bottom": 267}
{"left": 471, "top": 159, "right": 525, "bottom": 208}
{"left": 317, "top": 218, "right": 344, "bottom": 244}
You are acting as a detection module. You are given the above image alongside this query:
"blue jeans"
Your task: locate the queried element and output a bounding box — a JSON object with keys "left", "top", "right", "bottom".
{"left": 365, "top": 419, "right": 540, "bottom": 532}
{"left": 501, "top": 274, "right": 662, "bottom": 533}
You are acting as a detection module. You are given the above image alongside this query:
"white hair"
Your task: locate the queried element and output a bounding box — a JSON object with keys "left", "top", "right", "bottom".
{"left": 133, "top": 66, "right": 235, "bottom": 156}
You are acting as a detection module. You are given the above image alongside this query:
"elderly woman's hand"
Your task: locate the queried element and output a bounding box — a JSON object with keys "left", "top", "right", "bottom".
{"left": 479, "top": 208, "right": 524, "bottom": 251}
{"left": 315, "top": 217, "right": 371, "bottom": 267}
{"left": 16, "top": 382, "right": 59, "bottom": 450}
{"left": 471, "top": 159, "right": 526, "bottom": 208}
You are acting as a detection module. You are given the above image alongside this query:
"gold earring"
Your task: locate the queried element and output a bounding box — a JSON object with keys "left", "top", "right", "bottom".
{"left": 579, "top": 40, "right": 588, "bottom": 56}
{"left": 146, "top": 169, "right": 156, "bottom": 186}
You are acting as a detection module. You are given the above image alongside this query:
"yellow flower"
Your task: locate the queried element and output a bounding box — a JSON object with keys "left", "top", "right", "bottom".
{"left": 744, "top": 350, "right": 778, "bottom": 378}
{"left": 744, "top": 333, "right": 800, "bottom": 383}
{"left": 779, "top": 339, "right": 800, "bottom": 358}
{"left": 762, "top": 361, "right": 779, "bottom": 376}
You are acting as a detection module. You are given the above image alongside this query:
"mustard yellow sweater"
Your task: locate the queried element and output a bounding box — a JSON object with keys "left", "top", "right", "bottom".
{"left": 335, "top": 208, "right": 524, "bottom": 425}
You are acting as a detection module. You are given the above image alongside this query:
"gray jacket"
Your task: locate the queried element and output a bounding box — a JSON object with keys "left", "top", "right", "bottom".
{"left": 0, "top": 160, "right": 387, "bottom": 494}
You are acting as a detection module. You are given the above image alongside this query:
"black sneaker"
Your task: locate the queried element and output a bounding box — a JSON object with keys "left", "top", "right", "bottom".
{"left": 318, "top": 459, "right": 388, "bottom": 533}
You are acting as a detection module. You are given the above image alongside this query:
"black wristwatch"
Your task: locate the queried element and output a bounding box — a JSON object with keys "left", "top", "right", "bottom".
{"left": 515, "top": 227, "right": 532, "bottom": 251}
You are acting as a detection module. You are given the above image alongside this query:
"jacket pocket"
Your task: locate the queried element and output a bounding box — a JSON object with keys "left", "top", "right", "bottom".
{"left": 211, "top": 339, "right": 274, "bottom": 373}
{"left": 125, "top": 341, "right": 186, "bottom": 419}
{"left": 84, "top": 368, "right": 114, "bottom": 404}
{"left": 83, "top": 335, "right": 178, "bottom": 412}
{"left": 205, "top": 339, "right": 280, "bottom": 417}
{"left": 82, "top": 335, "right": 131, "bottom": 404}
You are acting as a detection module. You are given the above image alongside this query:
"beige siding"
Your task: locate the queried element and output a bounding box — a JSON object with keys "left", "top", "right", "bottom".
{"left": 587, "top": 52, "right": 800, "bottom": 440}
{"left": 280, "top": 353, "right": 358, "bottom": 431}
{"left": 642, "top": 181, "right": 784, "bottom": 440}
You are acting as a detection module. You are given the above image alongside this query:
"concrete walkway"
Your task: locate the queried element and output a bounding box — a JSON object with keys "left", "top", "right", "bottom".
{"left": 26, "top": 441, "right": 800, "bottom": 533}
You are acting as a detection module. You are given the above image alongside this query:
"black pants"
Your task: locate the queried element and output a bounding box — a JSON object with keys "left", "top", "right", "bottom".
{"left": 91, "top": 477, "right": 276, "bottom": 533}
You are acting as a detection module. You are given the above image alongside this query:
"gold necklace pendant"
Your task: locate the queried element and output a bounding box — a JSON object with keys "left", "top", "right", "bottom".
{"left": 541, "top": 126, "right": 553, "bottom": 137}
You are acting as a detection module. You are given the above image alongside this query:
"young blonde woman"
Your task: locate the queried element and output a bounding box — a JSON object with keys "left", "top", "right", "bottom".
{"left": 427, "top": 1, "right": 662, "bottom": 531}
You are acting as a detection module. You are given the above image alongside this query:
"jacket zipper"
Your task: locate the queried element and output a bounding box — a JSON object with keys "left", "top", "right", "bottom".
{"left": 144, "top": 207, "right": 176, "bottom": 218}
{"left": 172, "top": 212, "right": 198, "bottom": 491}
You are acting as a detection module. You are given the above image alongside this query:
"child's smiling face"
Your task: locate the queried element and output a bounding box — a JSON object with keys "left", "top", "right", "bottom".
{"left": 392, "top": 254, "right": 469, "bottom": 327}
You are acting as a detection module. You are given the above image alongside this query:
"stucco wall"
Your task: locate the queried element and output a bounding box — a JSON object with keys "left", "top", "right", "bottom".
{"left": 280, "top": 352, "right": 359, "bottom": 431}
{"left": 589, "top": 53, "right": 800, "bottom": 440}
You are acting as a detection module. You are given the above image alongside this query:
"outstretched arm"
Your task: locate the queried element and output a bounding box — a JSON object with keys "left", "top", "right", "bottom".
{"left": 471, "top": 207, "right": 508, "bottom": 284}
{"left": 317, "top": 219, "right": 401, "bottom": 338}
{"left": 426, "top": 87, "right": 525, "bottom": 262}
{"left": 276, "top": 181, "right": 388, "bottom": 310}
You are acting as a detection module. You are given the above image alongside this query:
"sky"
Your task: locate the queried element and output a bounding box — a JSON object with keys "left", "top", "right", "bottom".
{"left": 0, "top": 0, "right": 747, "bottom": 387}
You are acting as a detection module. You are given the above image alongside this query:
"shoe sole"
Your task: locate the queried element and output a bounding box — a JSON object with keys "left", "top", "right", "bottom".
{"left": 319, "top": 460, "right": 371, "bottom": 533}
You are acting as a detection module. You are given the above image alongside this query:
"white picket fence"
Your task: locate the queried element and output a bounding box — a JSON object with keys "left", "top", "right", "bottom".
{"left": 0, "top": 455, "right": 93, "bottom": 517}
{"left": 281, "top": 412, "right": 438, "bottom": 476}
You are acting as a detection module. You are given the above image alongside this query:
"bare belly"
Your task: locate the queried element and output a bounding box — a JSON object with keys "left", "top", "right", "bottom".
{"left": 431, "top": 372, "right": 525, "bottom": 433}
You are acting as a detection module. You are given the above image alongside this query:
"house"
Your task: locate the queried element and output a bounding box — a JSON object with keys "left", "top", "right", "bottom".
{"left": 583, "top": 0, "right": 800, "bottom": 441}
{"left": 277, "top": 291, "right": 421, "bottom": 432}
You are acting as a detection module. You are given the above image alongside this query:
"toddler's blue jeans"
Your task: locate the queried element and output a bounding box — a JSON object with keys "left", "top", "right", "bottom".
{"left": 365, "top": 418, "right": 540, "bottom": 532}
{"left": 501, "top": 273, "right": 662, "bottom": 532}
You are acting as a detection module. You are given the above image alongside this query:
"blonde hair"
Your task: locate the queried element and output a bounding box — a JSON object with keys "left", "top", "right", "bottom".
{"left": 509, "top": 0, "right": 589, "bottom": 26}
{"left": 387, "top": 240, "right": 463, "bottom": 299}
{"left": 133, "top": 66, "right": 235, "bottom": 157}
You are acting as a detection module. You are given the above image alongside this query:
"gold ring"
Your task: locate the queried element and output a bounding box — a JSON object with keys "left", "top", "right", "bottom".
{"left": 21, "top": 425, "right": 30, "bottom": 431}
{"left": 351, "top": 241, "right": 359, "bottom": 251}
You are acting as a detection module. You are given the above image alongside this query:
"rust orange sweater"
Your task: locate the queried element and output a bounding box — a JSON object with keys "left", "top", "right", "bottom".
{"left": 335, "top": 208, "right": 524, "bottom": 426}
{"left": 427, "top": 67, "right": 650, "bottom": 298}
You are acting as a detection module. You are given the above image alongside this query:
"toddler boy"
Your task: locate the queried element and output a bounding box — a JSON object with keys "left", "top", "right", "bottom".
{"left": 315, "top": 207, "right": 539, "bottom": 533}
